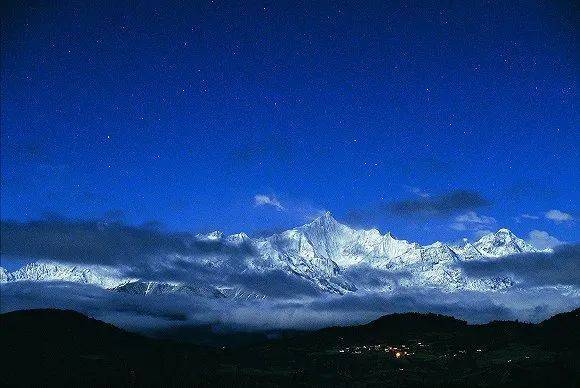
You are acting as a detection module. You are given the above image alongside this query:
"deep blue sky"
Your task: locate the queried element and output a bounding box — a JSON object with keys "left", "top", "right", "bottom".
{"left": 1, "top": 0, "right": 577, "bottom": 244}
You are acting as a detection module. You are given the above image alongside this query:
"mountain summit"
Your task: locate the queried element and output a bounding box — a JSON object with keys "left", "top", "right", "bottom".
{"left": 472, "top": 228, "right": 537, "bottom": 258}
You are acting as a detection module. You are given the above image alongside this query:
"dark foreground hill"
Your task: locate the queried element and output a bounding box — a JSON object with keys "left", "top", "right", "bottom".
{"left": 1, "top": 308, "right": 579, "bottom": 387}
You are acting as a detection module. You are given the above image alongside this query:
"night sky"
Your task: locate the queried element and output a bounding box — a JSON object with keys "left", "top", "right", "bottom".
{"left": 1, "top": 1, "right": 577, "bottom": 245}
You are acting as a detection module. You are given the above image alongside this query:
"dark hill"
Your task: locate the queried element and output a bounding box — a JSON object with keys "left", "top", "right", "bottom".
{"left": 0, "top": 309, "right": 213, "bottom": 387}
{"left": 2, "top": 308, "right": 579, "bottom": 387}
{"left": 540, "top": 307, "right": 580, "bottom": 330}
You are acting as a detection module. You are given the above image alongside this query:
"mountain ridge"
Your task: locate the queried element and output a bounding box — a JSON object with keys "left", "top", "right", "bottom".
{"left": 0, "top": 213, "right": 548, "bottom": 297}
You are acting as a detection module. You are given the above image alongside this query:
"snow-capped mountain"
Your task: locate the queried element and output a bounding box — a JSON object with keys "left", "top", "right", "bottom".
{"left": 0, "top": 213, "right": 546, "bottom": 297}
{"left": 471, "top": 228, "right": 538, "bottom": 258}
{"left": 0, "top": 267, "right": 9, "bottom": 283}
{"left": 4, "top": 262, "right": 128, "bottom": 289}
{"left": 112, "top": 280, "right": 227, "bottom": 298}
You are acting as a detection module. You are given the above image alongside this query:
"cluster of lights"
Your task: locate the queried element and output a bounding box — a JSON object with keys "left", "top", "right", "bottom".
{"left": 336, "top": 343, "right": 414, "bottom": 358}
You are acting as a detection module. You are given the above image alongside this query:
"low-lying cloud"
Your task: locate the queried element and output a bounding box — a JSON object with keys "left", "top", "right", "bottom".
{"left": 1, "top": 281, "right": 578, "bottom": 334}
{"left": 461, "top": 244, "right": 580, "bottom": 287}
{"left": 0, "top": 218, "right": 256, "bottom": 267}
{"left": 527, "top": 230, "right": 564, "bottom": 250}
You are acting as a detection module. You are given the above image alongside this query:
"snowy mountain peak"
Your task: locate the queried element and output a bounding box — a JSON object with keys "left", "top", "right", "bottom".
{"left": 226, "top": 232, "right": 250, "bottom": 245}
{"left": 196, "top": 231, "right": 224, "bottom": 241}
{"left": 474, "top": 229, "right": 536, "bottom": 258}
{"left": 384, "top": 231, "right": 395, "bottom": 239}
{"left": 322, "top": 210, "right": 334, "bottom": 219}
{"left": 6, "top": 261, "right": 127, "bottom": 288}
{"left": 481, "top": 228, "right": 519, "bottom": 243}
{"left": 305, "top": 211, "right": 340, "bottom": 229}
{"left": 0, "top": 267, "right": 9, "bottom": 283}
{"left": 496, "top": 228, "right": 515, "bottom": 236}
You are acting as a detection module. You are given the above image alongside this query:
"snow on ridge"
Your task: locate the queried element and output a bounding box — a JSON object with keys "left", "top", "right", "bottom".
{"left": 1, "top": 213, "right": 547, "bottom": 297}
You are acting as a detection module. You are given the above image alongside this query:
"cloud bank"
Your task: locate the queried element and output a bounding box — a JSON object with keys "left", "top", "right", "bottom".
{"left": 461, "top": 244, "right": 580, "bottom": 287}
{"left": 527, "top": 230, "right": 564, "bottom": 250}
{"left": 346, "top": 189, "right": 491, "bottom": 226}
{"left": 0, "top": 219, "right": 256, "bottom": 267}
{"left": 389, "top": 190, "right": 490, "bottom": 218}
{"left": 1, "top": 280, "right": 578, "bottom": 334}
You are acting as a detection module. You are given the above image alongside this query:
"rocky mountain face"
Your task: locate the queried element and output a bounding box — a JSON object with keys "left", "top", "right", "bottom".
{"left": 0, "top": 213, "right": 545, "bottom": 298}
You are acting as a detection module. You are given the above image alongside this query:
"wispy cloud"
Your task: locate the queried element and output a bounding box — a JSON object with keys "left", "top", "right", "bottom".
{"left": 474, "top": 229, "right": 494, "bottom": 239}
{"left": 545, "top": 209, "right": 573, "bottom": 223}
{"left": 253, "top": 194, "right": 285, "bottom": 211}
{"left": 404, "top": 185, "right": 430, "bottom": 198}
{"left": 450, "top": 211, "right": 496, "bottom": 231}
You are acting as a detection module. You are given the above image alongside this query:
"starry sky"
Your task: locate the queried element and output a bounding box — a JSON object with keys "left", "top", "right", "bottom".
{"left": 1, "top": 0, "right": 577, "bottom": 245}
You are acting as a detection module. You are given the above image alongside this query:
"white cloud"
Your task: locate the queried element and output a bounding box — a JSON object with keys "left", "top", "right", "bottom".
{"left": 514, "top": 213, "right": 540, "bottom": 223}
{"left": 404, "top": 185, "right": 430, "bottom": 198}
{"left": 451, "top": 211, "right": 496, "bottom": 231}
{"left": 253, "top": 194, "right": 285, "bottom": 211}
{"left": 474, "top": 229, "right": 493, "bottom": 239}
{"left": 545, "top": 209, "right": 573, "bottom": 223}
{"left": 527, "top": 230, "right": 564, "bottom": 250}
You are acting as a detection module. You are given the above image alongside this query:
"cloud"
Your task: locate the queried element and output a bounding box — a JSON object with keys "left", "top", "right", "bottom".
{"left": 254, "top": 194, "right": 285, "bottom": 211}
{"left": 474, "top": 229, "right": 493, "bottom": 239}
{"left": 342, "top": 266, "right": 411, "bottom": 291}
{"left": 545, "top": 209, "right": 573, "bottom": 223}
{"left": 527, "top": 230, "right": 564, "bottom": 250}
{"left": 450, "top": 211, "right": 496, "bottom": 231}
{"left": 3, "top": 280, "right": 578, "bottom": 335}
{"left": 302, "top": 291, "right": 515, "bottom": 325}
{"left": 389, "top": 190, "right": 490, "bottom": 218}
{"left": 252, "top": 195, "right": 326, "bottom": 222}
{"left": 0, "top": 218, "right": 256, "bottom": 267}
{"left": 0, "top": 281, "right": 218, "bottom": 332}
{"left": 404, "top": 185, "right": 430, "bottom": 198}
{"left": 227, "top": 270, "right": 323, "bottom": 298}
{"left": 461, "top": 244, "right": 580, "bottom": 287}
{"left": 345, "top": 190, "right": 491, "bottom": 226}
{"left": 515, "top": 213, "right": 540, "bottom": 223}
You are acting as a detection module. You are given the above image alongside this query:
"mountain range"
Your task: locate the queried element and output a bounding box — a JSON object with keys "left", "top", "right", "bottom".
{"left": 0, "top": 212, "right": 546, "bottom": 298}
